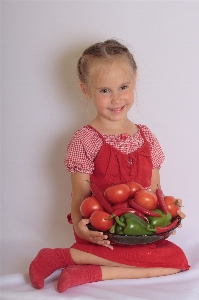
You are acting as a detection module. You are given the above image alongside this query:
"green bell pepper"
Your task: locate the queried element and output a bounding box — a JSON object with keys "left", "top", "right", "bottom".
{"left": 115, "top": 224, "right": 124, "bottom": 235}
{"left": 115, "top": 213, "right": 155, "bottom": 236}
{"left": 148, "top": 209, "right": 172, "bottom": 227}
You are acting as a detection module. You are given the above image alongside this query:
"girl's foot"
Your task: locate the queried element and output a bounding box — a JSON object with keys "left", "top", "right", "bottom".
{"left": 57, "top": 265, "right": 102, "bottom": 292}
{"left": 29, "top": 248, "right": 75, "bottom": 289}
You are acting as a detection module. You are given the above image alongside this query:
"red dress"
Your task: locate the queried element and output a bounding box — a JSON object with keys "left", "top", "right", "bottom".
{"left": 66, "top": 125, "right": 189, "bottom": 270}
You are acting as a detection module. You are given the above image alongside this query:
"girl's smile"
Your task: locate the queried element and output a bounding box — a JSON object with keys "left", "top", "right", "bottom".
{"left": 109, "top": 105, "right": 125, "bottom": 113}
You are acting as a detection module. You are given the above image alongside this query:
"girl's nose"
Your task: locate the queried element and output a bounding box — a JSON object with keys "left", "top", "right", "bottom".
{"left": 111, "top": 93, "right": 121, "bottom": 104}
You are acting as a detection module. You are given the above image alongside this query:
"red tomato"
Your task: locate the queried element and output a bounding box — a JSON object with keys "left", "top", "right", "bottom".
{"left": 80, "top": 196, "right": 104, "bottom": 218}
{"left": 134, "top": 189, "right": 158, "bottom": 210}
{"left": 104, "top": 184, "right": 130, "bottom": 204}
{"left": 90, "top": 211, "right": 114, "bottom": 231}
{"left": 126, "top": 181, "right": 143, "bottom": 197}
{"left": 164, "top": 196, "right": 178, "bottom": 218}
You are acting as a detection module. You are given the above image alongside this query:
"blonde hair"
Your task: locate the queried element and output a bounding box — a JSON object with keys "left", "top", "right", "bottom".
{"left": 77, "top": 39, "right": 137, "bottom": 86}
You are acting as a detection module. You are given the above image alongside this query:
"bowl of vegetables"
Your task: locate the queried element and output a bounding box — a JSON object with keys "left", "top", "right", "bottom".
{"left": 83, "top": 182, "right": 182, "bottom": 245}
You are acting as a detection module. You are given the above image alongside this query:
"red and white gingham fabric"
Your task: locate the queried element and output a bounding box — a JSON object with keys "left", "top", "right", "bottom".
{"left": 64, "top": 125, "right": 165, "bottom": 174}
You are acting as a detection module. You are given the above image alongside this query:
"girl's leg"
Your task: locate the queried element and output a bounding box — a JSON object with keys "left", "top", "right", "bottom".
{"left": 57, "top": 264, "right": 180, "bottom": 293}
{"left": 70, "top": 248, "right": 123, "bottom": 267}
{"left": 101, "top": 265, "right": 180, "bottom": 280}
{"left": 70, "top": 248, "right": 180, "bottom": 276}
{"left": 29, "top": 247, "right": 181, "bottom": 290}
{"left": 29, "top": 246, "right": 113, "bottom": 289}
{"left": 29, "top": 245, "right": 123, "bottom": 290}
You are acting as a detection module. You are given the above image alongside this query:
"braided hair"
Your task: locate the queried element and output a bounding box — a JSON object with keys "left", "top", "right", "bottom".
{"left": 77, "top": 39, "right": 137, "bottom": 85}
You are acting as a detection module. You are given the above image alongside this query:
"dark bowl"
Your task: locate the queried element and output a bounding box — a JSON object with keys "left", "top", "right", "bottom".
{"left": 87, "top": 216, "right": 181, "bottom": 245}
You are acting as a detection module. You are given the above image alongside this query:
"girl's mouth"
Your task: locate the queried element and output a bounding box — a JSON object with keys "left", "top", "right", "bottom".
{"left": 109, "top": 106, "right": 125, "bottom": 113}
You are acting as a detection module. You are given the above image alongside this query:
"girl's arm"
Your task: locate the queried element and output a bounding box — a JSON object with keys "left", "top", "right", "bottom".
{"left": 70, "top": 172, "right": 113, "bottom": 249}
{"left": 150, "top": 168, "right": 160, "bottom": 193}
{"left": 70, "top": 172, "right": 91, "bottom": 232}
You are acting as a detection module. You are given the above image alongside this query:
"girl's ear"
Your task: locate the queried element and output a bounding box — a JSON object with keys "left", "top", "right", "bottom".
{"left": 79, "top": 82, "right": 91, "bottom": 98}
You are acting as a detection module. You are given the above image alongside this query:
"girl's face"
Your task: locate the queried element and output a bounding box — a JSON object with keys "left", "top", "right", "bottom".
{"left": 80, "top": 58, "right": 136, "bottom": 123}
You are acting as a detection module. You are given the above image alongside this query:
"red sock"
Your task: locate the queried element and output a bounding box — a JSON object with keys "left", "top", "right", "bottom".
{"left": 29, "top": 248, "right": 75, "bottom": 289}
{"left": 57, "top": 265, "right": 102, "bottom": 293}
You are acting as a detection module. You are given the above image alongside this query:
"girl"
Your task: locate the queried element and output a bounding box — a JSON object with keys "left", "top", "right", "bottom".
{"left": 29, "top": 39, "right": 189, "bottom": 293}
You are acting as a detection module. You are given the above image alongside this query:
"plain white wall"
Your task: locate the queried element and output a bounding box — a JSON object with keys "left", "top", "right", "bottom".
{"left": 1, "top": 1, "right": 199, "bottom": 275}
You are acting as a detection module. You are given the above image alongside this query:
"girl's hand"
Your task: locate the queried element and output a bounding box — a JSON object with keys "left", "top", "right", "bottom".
{"left": 76, "top": 219, "right": 113, "bottom": 250}
{"left": 176, "top": 198, "right": 186, "bottom": 219}
{"left": 172, "top": 198, "right": 186, "bottom": 235}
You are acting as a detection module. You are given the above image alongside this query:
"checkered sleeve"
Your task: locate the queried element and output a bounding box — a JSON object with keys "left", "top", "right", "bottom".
{"left": 64, "top": 127, "right": 102, "bottom": 174}
{"left": 140, "top": 125, "right": 165, "bottom": 169}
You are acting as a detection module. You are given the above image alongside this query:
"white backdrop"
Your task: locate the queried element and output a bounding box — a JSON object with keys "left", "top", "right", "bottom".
{"left": 1, "top": 1, "right": 199, "bottom": 276}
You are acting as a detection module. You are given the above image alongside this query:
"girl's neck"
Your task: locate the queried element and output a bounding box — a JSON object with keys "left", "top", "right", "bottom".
{"left": 90, "top": 116, "right": 137, "bottom": 137}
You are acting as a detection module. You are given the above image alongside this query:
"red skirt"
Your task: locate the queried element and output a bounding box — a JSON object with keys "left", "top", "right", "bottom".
{"left": 71, "top": 232, "right": 189, "bottom": 270}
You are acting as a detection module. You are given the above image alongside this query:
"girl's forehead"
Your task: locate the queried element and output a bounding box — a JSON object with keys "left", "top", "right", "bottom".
{"left": 90, "top": 58, "right": 134, "bottom": 86}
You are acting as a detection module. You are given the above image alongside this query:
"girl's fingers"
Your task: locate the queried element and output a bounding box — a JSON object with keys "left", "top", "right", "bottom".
{"left": 96, "top": 238, "right": 113, "bottom": 250}
{"left": 177, "top": 198, "right": 182, "bottom": 206}
{"left": 92, "top": 234, "right": 108, "bottom": 243}
{"left": 177, "top": 210, "right": 186, "bottom": 219}
{"left": 89, "top": 232, "right": 113, "bottom": 249}
{"left": 103, "top": 243, "right": 114, "bottom": 250}
{"left": 176, "top": 198, "right": 186, "bottom": 219}
{"left": 89, "top": 231, "right": 104, "bottom": 241}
